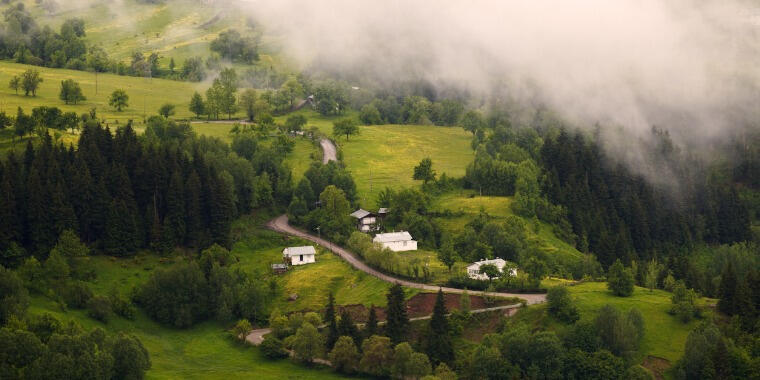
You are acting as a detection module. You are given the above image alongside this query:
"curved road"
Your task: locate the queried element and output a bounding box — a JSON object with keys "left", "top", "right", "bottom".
{"left": 266, "top": 215, "right": 547, "bottom": 305}
{"left": 320, "top": 139, "right": 337, "bottom": 164}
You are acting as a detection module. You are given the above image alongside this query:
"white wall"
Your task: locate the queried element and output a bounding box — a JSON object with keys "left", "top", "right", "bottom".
{"left": 289, "top": 254, "right": 316, "bottom": 265}
{"left": 380, "top": 240, "right": 417, "bottom": 252}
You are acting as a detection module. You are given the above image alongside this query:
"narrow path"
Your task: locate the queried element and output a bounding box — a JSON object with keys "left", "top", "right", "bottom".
{"left": 245, "top": 303, "right": 522, "bottom": 346}
{"left": 266, "top": 215, "right": 547, "bottom": 305}
{"left": 320, "top": 139, "right": 337, "bottom": 164}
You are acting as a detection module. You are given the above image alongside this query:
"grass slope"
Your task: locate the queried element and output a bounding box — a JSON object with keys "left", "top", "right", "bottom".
{"left": 29, "top": 297, "right": 344, "bottom": 380}
{"left": 0, "top": 61, "right": 207, "bottom": 123}
{"left": 512, "top": 282, "right": 715, "bottom": 364}
{"left": 432, "top": 190, "right": 585, "bottom": 270}
{"left": 280, "top": 110, "right": 474, "bottom": 207}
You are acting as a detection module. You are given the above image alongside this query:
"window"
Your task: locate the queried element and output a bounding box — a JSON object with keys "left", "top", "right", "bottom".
{"left": 403, "top": 241, "right": 407, "bottom": 246}
{"left": 299, "top": 254, "right": 303, "bottom": 262}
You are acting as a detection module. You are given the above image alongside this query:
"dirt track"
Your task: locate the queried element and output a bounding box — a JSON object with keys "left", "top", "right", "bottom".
{"left": 266, "top": 215, "right": 547, "bottom": 305}
{"left": 320, "top": 139, "right": 337, "bottom": 164}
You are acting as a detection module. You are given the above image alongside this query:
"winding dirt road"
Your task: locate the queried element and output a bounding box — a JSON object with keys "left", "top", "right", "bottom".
{"left": 266, "top": 215, "right": 547, "bottom": 305}
{"left": 320, "top": 139, "right": 337, "bottom": 164}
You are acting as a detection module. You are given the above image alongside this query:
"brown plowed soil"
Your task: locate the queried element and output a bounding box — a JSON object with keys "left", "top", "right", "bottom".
{"left": 641, "top": 356, "right": 670, "bottom": 380}
{"left": 335, "top": 293, "right": 517, "bottom": 322}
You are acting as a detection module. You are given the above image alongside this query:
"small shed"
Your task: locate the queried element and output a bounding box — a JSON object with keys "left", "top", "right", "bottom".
{"left": 373, "top": 231, "right": 417, "bottom": 252}
{"left": 350, "top": 208, "right": 377, "bottom": 232}
{"left": 283, "top": 246, "right": 317, "bottom": 266}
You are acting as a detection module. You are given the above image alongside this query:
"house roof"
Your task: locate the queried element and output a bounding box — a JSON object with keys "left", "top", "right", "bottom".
{"left": 271, "top": 263, "right": 287, "bottom": 269}
{"left": 373, "top": 231, "right": 414, "bottom": 243}
{"left": 283, "top": 246, "right": 316, "bottom": 257}
{"left": 467, "top": 258, "right": 507, "bottom": 269}
{"left": 350, "top": 209, "right": 372, "bottom": 219}
{"left": 378, "top": 208, "right": 389, "bottom": 214}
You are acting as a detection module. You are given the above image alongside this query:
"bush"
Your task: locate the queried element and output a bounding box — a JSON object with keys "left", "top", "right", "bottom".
{"left": 87, "top": 295, "right": 112, "bottom": 323}
{"left": 60, "top": 281, "right": 93, "bottom": 309}
{"left": 546, "top": 286, "right": 579, "bottom": 323}
{"left": 607, "top": 259, "right": 634, "bottom": 297}
{"left": 109, "top": 290, "right": 136, "bottom": 320}
{"left": 260, "top": 336, "right": 288, "bottom": 359}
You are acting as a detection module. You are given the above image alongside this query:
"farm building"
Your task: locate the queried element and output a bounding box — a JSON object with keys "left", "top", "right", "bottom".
{"left": 283, "top": 246, "right": 316, "bottom": 266}
{"left": 466, "top": 258, "right": 517, "bottom": 280}
{"left": 373, "top": 231, "right": 417, "bottom": 252}
{"left": 271, "top": 263, "right": 288, "bottom": 274}
{"left": 350, "top": 208, "right": 377, "bottom": 232}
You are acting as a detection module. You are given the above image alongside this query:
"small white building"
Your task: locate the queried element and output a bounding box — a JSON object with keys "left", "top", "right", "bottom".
{"left": 373, "top": 231, "right": 417, "bottom": 252}
{"left": 466, "top": 258, "right": 517, "bottom": 280}
{"left": 283, "top": 246, "right": 316, "bottom": 266}
{"left": 350, "top": 209, "right": 377, "bottom": 232}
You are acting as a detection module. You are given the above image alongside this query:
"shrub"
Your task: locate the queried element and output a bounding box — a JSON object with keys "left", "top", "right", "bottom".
{"left": 87, "top": 295, "right": 112, "bottom": 323}
{"left": 60, "top": 280, "right": 93, "bottom": 309}
{"left": 607, "top": 259, "right": 634, "bottom": 297}
{"left": 260, "top": 336, "right": 288, "bottom": 359}
{"left": 546, "top": 286, "right": 579, "bottom": 323}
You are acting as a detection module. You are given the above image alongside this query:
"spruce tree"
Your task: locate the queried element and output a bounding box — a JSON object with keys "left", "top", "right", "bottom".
{"left": 426, "top": 289, "right": 454, "bottom": 364}
{"left": 0, "top": 173, "right": 20, "bottom": 248}
{"left": 164, "top": 171, "right": 186, "bottom": 247}
{"left": 184, "top": 171, "right": 203, "bottom": 248}
{"left": 385, "top": 283, "right": 408, "bottom": 344}
{"left": 208, "top": 173, "right": 235, "bottom": 248}
{"left": 338, "top": 310, "right": 360, "bottom": 345}
{"left": 718, "top": 262, "right": 738, "bottom": 315}
{"left": 103, "top": 199, "right": 139, "bottom": 256}
{"left": 325, "top": 293, "right": 339, "bottom": 349}
{"left": 365, "top": 306, "right": 378, "bottom": 338}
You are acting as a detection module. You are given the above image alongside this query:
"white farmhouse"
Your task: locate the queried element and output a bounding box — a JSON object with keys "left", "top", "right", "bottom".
{"left": 466, "top": 258, "right": 517, "bottom": 280}
{"left": 373, "top": 231, "right": 417, "bottom": 252}
{"left": 350, "top": 209, "right": 377, "bottom": 232}
{"left": 283, "top": 246, "right": 316, "bottom": 266}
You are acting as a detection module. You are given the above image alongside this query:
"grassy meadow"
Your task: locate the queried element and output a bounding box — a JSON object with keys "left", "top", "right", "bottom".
{"left": 432, "top": 190, "right": 586, "bottom": 271}
{"left": 0, "top": 61, "right": 210, "bottom": 123}
{"left": 278, "top": 110, "right": 475, "bottom": 207}
{"left": 511, "top": 282, "right": 716, "bottom": 365}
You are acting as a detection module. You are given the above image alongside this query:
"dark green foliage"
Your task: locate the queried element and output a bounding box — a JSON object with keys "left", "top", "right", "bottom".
{"left": 137, "top": 262, "right": 209, "bottom": 328}
{"left": 60, "top": 280, "right": 93, "bottom": 309}
{"left": 0, "top": 266, "right": 29, "bottom": 325}
{"left": 210, "top": 29, "right": 258, "bottom": 63}
{"left": 260, "top": 336, "right": 288, "bottom": 359}
{"left": 607, "top": 259, "right": 635, "bottom": 297}
{"left": 413, "top": 157, "right": 436, "bottom": 184}
{"left": 325, "top": 293, "right": 339, "bottom": 349}
{"left": 719, "top": 261, "right": 739, "bottom": 315}
{"left": 674, "top": 323, "right": 753, "bottom": 380}
{"left": 333, "top": 118, "right": 359, "bottom": 140}
{"left": 87, "top": 295, "right": 113, "bottom": 323}
{"left": 426, "top": 289, "right": 454, "bottom": 364}
{"left": 593, "top": 305, "right": 645, "bottom": 359}
{"left": 337, "top": 310, "right": 360, "bottom": 346}
{"left": 365, "top": 306, "right": 378, "bottom": 338}
{"left": 110, "top": 332, "right": 152, "bottom": 380}
{"left": 385, "top": 283, "right": 408, "bottom": 344}
{"left": 547, "top": 286, "right": 580, "bottom": 323}
{"left": 669, "top": 281, "right": 700, "bottom": 323}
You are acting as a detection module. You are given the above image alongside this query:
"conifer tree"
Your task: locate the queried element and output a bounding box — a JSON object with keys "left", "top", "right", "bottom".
{"left": 325, "top": 293, "right": 339, "bottom": 349}
{"left": 103, "top": 199, "right": 140, "bottom": 256}
{"left": 385, "top": 283, "right": 408, "bottom": 344}
{"left": 338, "top": 310, "right": 360, "bottom": 346}
{"left": 184, "top": 171, "right": 203, "bottom": 248}
{"left": 365, "top": 306, "right": 378, "bottom": 338}
{"left": 426, "top": 289, "right": 454, "bottom": 364}
{"left": 208, "top": 173, "right": 235, "bottom": 248}
{"left": 0, "top": 173, "right": 20, "bottom": 248}
{"left": 164, "top": 171, "right": 186, "bottom": 247}
{"left": 718, "top": 262, "right": 738, "bottom": 315}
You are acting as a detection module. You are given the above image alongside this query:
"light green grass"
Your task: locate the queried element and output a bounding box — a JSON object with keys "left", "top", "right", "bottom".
{"left": 28, "top": 297, "right": 344, "bottom": 380}
{"left": 513, "top": 282, "right": 714, "bottom": 365}
{"left": 431, "top": 189, "right": 585, "bottom": 270}
{"left": 0, "top": 61, "right": 209, "bottom": 123}
{"left": 191, "top": 122, "right": 239, "bottom": 142}
{"left": 284, "top": 139, "right": 320, "bottom": 180}
{"left": 286, "top": 110, "right": 474, "bottom": 207}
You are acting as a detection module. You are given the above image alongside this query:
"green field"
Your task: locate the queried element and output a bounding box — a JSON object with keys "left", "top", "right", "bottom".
{"left": 0, "top": 61, "right": 211, "bottom": 123}
{"left": 21, "top": 214, "right": 408, "bottom": 378}
{"left": 29, "top": 296, "right": 344, "bottom": 380}
{"left": 279, "top": 110, "right": 474, "bottom": 207}
{"left": 432, "top": 190, "right": 586, "bottom": 270}
{"left": 511, "top": 282, "right": 715, "bottom": 365}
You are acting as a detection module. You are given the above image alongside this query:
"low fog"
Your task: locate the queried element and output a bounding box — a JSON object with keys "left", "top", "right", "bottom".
{"left": 240, "top": 0, "right": 759, "bottom": 179}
